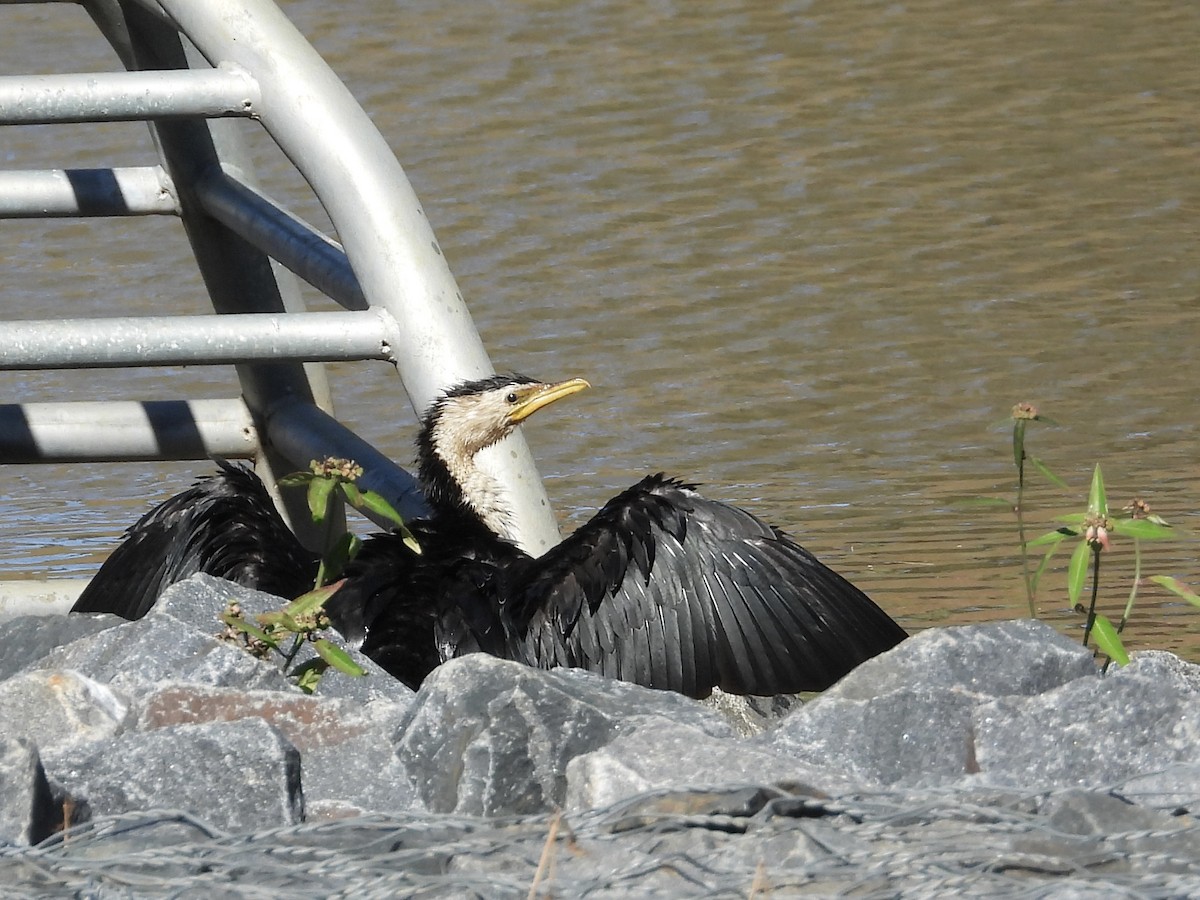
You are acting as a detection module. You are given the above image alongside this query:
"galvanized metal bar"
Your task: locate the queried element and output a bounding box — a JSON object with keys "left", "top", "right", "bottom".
{"left": 0, "top": 310, "right": 400, "bottom": 370}
{"left": 160, "top": 0, "right": 563, "bottom": 553}
{"left": 265, "top": 399, "right": 431, "bottom": 525}
{"left": 109, "top": 7, "right": 341, "bottom": 547}
{"left": 0, "top": 64, "right": 260, "bottom": 124}
{"left": 195, "top": 169, "right": 367, "bottom": 310}
{"left": 0, "top": 167, "right": 178, "bottom": 217}
{"left": 0, "top": 398, "right": 257, "bottom": 463}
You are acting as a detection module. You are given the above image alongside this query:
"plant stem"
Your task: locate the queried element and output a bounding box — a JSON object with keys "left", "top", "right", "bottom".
{"left": 1013, "top": 422, "right": 1036, "bottom": 618}
{"left": 1081, "top": 545, "right": 1101, "bottom": 648}
{"left": 1117, "top": 538, "right": 1140, "bottom": 635}
{"left": 281, "top": 634, "right": 305, "bottom": 671}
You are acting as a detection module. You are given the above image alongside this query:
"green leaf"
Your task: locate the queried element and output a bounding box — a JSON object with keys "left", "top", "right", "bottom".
{"left": 1067, "top": 540, "right": 1091, "bottom": 608}
{"left": 1029, "top": 456, "right": 1069, "bottom": 490}
{"left": 1029, "top": 528, "right": 1073, "bottom": 548}
{"left": 339, "top": 481, "right": 364, "bottom": 507}
{"left": 1031, "top": 541, "right": 1061, "bottom": 595}
{"left": 1091, "top": 614, "right": 1129, "bottom": 666}
{"left": 1087, "top": 464, "right": 1107, "bottom": 518}
{"left": 313, "top": 639, "right": 367, "bottom": 677}
{"left": 1053, "top": 513, "right": 1086, "bottom": 527}
{"left": 354, "top": 489, "right": 407, "bottom": 528}
{"left": 285, "top": 582, "right": 342, "bottom": 618}
{"left": 1012, "top": 419, "right": 1026, "bottom": 470}
{"left": 306, "top": 475, "right": 338, "bottom": 523}
{"left": 220, "top": 613, "right": 279, "bottom": 649}
{"left": 1151, "top": 575, "right": 1200, "bottom": 608}
{"left": 291, "top": 659, "right": 328, "bottom": 694}
{"left": 398, "top": 525, "right": 422, "bottom": 555}
{"left": 1111, "top": 518, "right": 1173, "bottom": 541}
{"left": 258, "top": 611, "right": 303, "bottom": 632}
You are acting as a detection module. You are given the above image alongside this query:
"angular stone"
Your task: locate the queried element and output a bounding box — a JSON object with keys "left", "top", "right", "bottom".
{"left": 0, "top": 670, "right": 129, "bottom": 753}
{"left": 0, "top": 613, "right": 123, "bottom": 682}
{"left": 134, "top": 683, "right": 417, "bottom": 816}
{"left": 766, "top": 686, "right": 982, "bottom": 786}
{"left": 1037, "top": 788, "right": 1193, "bottom": 836}
{"left": 761, "top": 621, "right": 1100, "bottom": 787}
{"left": 971, "top": 671, "right": 1200, "bottom": 806}
{"left": 32, "top": 614, "right": 296, "bottom": 693}
{"left": 40, "top": 718, "right": 303, "bottom": 832}
{"left": 701, "top": 688, "right": 804, "bottom": 736}
{"left": 0, "top": 738, "right": 58, "bottom": 846}
{"left": 1116, "top": 650, "right": 1200, "bottom": 693}
{"left": 149, "top": 575, "right": 413, "bottom": 703}
{"left": 824, "top": 619, "right": 1097, "bottom": 702}
{"left": 565, "top": 720, "right": 852, "bottom": 812}
{"left": 150, "top": 573, "right": 285, "bottom": 630}
{"left": 395, "top": 654, "right": 732, "bottom": 816}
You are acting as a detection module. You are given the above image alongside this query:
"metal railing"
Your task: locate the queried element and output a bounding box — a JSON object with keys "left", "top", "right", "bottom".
{"left": 0, "top": 0, "right": 561, "bottom": 613}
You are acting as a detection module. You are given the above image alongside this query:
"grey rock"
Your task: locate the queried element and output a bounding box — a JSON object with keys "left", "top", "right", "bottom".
{"left": 1115, "top": 649, "right": 1200, "bottom": 693}
{"left": 0, "top": 669, "right": 130, "bottom": 753}
{"left": 825, "top": 618, "right": 1097, "bottom": 702}
{"left": 564, "top": 720, "right": 853, "bottom": 812}
{"left": 766, "top": 685, "right": 983, "bottom": 786}
{"left": 396, "top": 654, "right": 732, "bottom": 816}
{"left": 0, "top": 738, "right": 58, "bottom": 846}
{"left": 1105, "top": 762, "right": 1200, "bottom": 811}
{"left": 31, "top": 613, "right": 296, "bottom": 693}
{"left": 41, "top": 718, "right": 303, "bottom": 833}
{"left": 761, "top": 619, "right": 1100, "bottom": 787}
{"left": 700, "top": 688, "right": 804, "bottom": 736}
{"left": 149, "top": 574, "right": 414, "bottom": 704}
{"left": 1036, "top": 788, "right": 1192, "bottom": 836}
{"left": 149, "top": 573, "right": 283, "bottom": 630}
{"left": 132, "top": 683, "right": 416, "bottom": 816}
{"left": 0, "top": 612, "right": 123, "bottom": 681}
{"left": 970, "top": 670, "right": 1200, "bottom": 806}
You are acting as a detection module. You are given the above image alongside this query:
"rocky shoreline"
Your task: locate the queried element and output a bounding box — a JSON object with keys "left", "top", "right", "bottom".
{"left": 1, "top": 574, "right": 1197, "bottom": 896}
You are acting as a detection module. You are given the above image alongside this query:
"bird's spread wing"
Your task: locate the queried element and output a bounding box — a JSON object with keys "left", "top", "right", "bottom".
{"left": 498, "top": 474, "right": 906, "bottom": 698}
{"left": 71, "top": 462, "right": 316, "bottom": 619}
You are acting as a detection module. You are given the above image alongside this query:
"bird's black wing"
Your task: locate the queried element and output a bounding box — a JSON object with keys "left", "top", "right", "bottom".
{"left": 71, "top": 462, "right": 317, "bottom": 619}
{"left": 496, "top": 474, "right": 906, "bottom": 698}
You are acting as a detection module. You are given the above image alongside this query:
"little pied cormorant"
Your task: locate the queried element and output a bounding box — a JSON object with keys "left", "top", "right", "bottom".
{"left": 72, "top": 374, "right": 906, "bottom": 698}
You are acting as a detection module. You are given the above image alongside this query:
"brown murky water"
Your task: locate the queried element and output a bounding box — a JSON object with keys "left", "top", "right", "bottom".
{"left": 1, "top": 1, "right": 1198, "bottom": 658}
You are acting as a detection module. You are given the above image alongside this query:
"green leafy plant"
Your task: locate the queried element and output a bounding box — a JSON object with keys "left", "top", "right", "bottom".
{"left": 220, "top": 583, "right": 364, "bottom": 693}
{"left": 1028, "top": 464, "right": 1173, "bottom": 665}
{"left": 279, "top": 457, "right": 420, "bottom": 588}
{"left": 219, "top": 457, "right": 418, "bottom": 693}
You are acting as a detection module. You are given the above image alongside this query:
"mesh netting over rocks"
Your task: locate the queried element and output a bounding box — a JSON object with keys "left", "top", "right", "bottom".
{"left": 1, "top": 575, "right": 1198, "bottom": 896}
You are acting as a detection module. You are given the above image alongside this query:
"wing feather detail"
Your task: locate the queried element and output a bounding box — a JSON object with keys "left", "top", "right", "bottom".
{"left": 503, "top": 474, "right": 906, "bottom": 697}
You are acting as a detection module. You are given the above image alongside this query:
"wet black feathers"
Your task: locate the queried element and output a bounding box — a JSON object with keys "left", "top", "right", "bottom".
{"left": 71, "top": 461, "right": 318, "bottom": 619}
{"left": 467, "top": 475, "right": 904, "bottom": 696}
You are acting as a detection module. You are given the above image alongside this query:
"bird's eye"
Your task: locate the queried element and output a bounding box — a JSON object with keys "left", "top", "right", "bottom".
{"left": 505, "top": 392, "right": 518, "bottom": 404}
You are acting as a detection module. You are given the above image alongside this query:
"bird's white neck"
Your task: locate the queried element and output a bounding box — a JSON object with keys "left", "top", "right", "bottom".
{"left": 439, "top": 448, "right": 518, "bottom": 542}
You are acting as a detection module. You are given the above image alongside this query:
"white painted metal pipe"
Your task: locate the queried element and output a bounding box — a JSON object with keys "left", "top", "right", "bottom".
{"left": 0, "top": 398, "right": 257, "bottom": 462}
{"left": 0, "top": 310, "right": 400, "bottom": 369}
{"left": 156, "top": 0, "right": 563, "bottom": 552}
{"left": 0, "top": 64, "right": 260, "bottom": 124}
{"left": 0, "top": 167, "right": 178, "bottom": 217}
